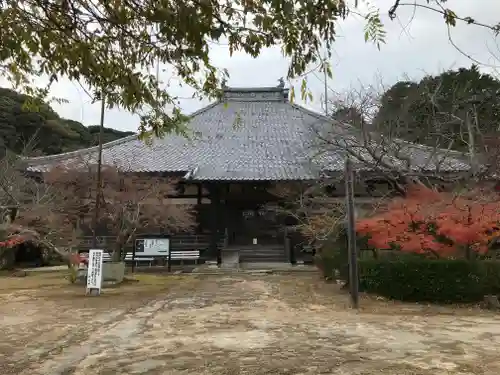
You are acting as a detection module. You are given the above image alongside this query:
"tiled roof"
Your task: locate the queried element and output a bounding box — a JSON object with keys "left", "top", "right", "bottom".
{"left": 25, "top": 86, "right": 470, "bottom": 180}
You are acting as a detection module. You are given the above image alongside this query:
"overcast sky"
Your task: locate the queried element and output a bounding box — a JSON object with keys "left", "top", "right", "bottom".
{"left": 43, "top": 0, "right": 500, "bottom": 132}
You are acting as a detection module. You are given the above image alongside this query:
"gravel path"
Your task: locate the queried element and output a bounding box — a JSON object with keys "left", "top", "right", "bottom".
{"left": 1, "top": 273, "right": 500, "bottom": 374}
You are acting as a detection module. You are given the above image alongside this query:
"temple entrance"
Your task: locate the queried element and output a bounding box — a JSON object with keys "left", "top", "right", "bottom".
{"left": 225, "top": 205, "right": 287, "bottom": 262}
{"left": 221, "top": 183, "right": 288, "bottom": 262}
{"left": 223, "top": 196, "right": 283, "bottom": 247}
{"left": 229, "top": 206, "right": 281, "bottom": 246}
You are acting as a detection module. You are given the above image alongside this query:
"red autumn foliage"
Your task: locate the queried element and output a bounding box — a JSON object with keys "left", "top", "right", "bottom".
{"left": 356, "top": 183, "right": 500, "bottom": 257}
{"left": 0, "top": 236, "right": 24, "bottom": 248}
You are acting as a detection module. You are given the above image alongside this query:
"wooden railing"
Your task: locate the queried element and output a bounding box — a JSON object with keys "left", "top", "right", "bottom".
{"left": 78, "top": 233, "right": 226, "bottom": 255}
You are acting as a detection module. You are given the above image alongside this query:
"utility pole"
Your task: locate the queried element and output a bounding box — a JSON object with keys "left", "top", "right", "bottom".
{"left": 345, "top": 157, "right": 359, "bottom": 308}
{"left": 91, "top": 91, "right": 106, "bottom": 249}
{"left": 322, "top": 52, "right": 328, "bottom": 116}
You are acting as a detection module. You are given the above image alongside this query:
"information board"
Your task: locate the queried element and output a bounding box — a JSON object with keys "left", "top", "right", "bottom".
{"left": 135, "top": 238, "right": 170, "bottom": 256}
{"left": 86, "top": 249, "right": 104, "bottom": 295}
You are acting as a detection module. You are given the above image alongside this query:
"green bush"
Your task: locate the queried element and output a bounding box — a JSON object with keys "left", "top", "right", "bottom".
{"left": 359, "top": 258, "right": 500, "bottom": 303}
{"left": 481, "top": 261, "right": 500, "bottom": 295}
{"left": 315, "top": 251, "right": 346, "bottom": 280}
{"left": 316, "top": 244, "right": 500, "bottom": 303}
{"left": 315, "top": 228, "right": 349, "bottom": 280}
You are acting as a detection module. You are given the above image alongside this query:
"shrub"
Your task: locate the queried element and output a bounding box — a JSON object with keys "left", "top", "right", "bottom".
{"left": 358, "top": 258, "right": 500, "bottom": 303}
{"left": 315, "top": 228, "right": 349, "bottom": 280}
{"left": 316, "top": 245, "right": 500, "bottom": 303}
{"left": 482, "top": 261, "right": 500, "bottom": 295}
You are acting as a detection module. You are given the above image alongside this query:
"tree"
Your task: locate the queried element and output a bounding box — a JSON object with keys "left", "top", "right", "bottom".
{"left": 0, "top": 0, "right": 354, "bottom": 137}
{"left": 0, "top": 153, "right": 195, "bottom": 268}
{"left": 268, "top": 181, "right": 346, "bottom": 244}
{"left": 373, "top": 66, "right": 500, "bottom": 154}
{"left": 0, "top": 151, "right": 65, "bottom": 269}
{"left": 291, "top": 78, "right": 500, "bottom": 244}
{"left": 0, "top": 87, "right": 133, "bottom": 157}
{"left": 356, "top": 182, "right": 500, "bottom": 258}
{"left": 0, "top": 0, "right": 496, "bottom": 137}
{"left": 317, "top": 74, "right": 500, "bottom": 192}
{"left": 267, "top": 176, "right": 392, "bottom": 247}
{"left": 43, "top": 162, "right": 195, "bottom": 261}
{"left": 332, "top": 106, "right": 365, "bottom": 128}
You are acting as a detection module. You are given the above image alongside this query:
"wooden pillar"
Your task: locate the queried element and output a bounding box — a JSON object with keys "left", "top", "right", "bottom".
{"left": 208, "top": 183, "right": 221, "bottom": 264}
{"left": 196, "top": 183, "right": 202, "bottom": 205}
{"left": 284, "top": 226, "right": 293, "bottom": 264}
{"left": 196, "top": 183, "right": 203, "bottom": 234}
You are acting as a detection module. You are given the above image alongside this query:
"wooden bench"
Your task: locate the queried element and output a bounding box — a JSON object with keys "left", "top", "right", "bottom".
{"left": 124, "top": 254, "right": 155, "bottom": 266}
{"left": 81, "top": 252, "right": 155, "bottom": 266}
{"left": 169, "top": 250, "right": 201, "bottom": 268}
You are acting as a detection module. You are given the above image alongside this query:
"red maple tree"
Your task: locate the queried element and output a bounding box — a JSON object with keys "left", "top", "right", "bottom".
{"left": 356, "top": 183, "right": 500, "bottom": 257}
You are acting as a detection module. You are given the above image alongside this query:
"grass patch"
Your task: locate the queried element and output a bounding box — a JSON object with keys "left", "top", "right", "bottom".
{"left": 0, "top": 272, "right": 203, "bottom": 312}
{"left": 0, "top": 270, "right": 69, "bottom": 291}
{"left": 0, "top": 269, "right": 201, "bottom": 296}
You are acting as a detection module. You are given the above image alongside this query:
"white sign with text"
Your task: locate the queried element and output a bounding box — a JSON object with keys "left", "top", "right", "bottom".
{"left": 140, "top": 238, "right": 170, "bottom": 256}
{"left": 86, "top": 249, "right": 104, "bottom": 293}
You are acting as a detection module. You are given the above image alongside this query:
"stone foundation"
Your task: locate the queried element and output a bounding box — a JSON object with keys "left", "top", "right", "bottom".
{"left": 76, "top": 261, "right": 126, "bottom": 285}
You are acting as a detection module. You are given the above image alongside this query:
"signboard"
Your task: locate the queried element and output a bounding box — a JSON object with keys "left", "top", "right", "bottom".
{"left": 135, "top": 238, "right": 169, "bottom": 256}
{"left": 86, "top": 249, "right": 104, "bottom": 295}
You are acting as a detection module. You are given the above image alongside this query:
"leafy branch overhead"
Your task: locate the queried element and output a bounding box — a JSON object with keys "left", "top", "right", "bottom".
{"left": 0, "top": 0, "right": 497, "bottom": 137}
{"left": 1, "top": 0, "right": 352, "bottom": 137}
{"left": 388, "top": 0, "right": 500, "bottom": 34}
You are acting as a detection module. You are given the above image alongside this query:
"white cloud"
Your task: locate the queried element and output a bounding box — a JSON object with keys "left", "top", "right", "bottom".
{"left": 20, "top": 0, "right": 500, "bottom": 132}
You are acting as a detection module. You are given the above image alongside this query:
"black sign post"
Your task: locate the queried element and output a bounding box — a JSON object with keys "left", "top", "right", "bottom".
{"left": 131, "top": 239, "right": 137, "bottom": 273}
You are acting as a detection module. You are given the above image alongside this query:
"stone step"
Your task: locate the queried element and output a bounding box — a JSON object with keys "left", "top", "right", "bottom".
{"left": 238, "top": 251, "right": 286, "bottom": 256}
{"left": 236, "top": 248, "right": 285, "bottom": 253}
{"left": 226, "top": 246, "right": 288, "bottom": 263}
{"left": 240, "top": 258, "right": 288, "bottom": 263}
{"left": 239, "top": 255, "right": 288, "bottom": 261}
{"left": 239, "top": 254, "right": 287, "bottom": 259}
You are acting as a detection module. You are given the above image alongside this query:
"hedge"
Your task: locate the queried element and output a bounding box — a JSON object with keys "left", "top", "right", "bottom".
{"left": 317, "top": 251, "right": 500, "bottom": 303}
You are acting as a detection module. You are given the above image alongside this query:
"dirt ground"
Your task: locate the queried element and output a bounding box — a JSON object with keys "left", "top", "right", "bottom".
{"left": 1, "top": 271, "right": 500, "bottom": 375}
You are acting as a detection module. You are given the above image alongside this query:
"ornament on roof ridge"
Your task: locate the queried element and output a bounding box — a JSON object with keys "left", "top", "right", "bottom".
{"left": 277, "top": 77, "right": 285, "bottom": 88}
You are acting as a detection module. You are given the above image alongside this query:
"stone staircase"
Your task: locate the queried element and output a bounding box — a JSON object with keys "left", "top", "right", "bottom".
{"left": 226, "top": 245, "right": 288, "bottom": 263}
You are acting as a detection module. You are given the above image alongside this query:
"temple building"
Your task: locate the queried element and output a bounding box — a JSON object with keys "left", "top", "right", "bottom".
{"left": 24, "top": 85, "right": 469, "bottom": 264}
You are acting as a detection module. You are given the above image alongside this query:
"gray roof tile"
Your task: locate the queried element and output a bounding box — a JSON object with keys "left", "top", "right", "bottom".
{"left": 25, "top": 86, "right": 470, "bottom": 180}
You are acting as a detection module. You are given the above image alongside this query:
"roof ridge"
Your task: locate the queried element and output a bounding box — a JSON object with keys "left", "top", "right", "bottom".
{"left": 223, "top": 86, "right": 287, "bottom": 92}
{"left": 287, "top": 102, "right": 467, "bottom": 162}
{"left": 185, "top": 101, "right": 220, "bottom": 117}
{"left": 24, "top": 134, "right": 139, "bottom": 163}
{"left": 24, "top": 101, "right": 221, "bottom": 165}
{"left": 286, "top": 101, "right": 352, "bottom": 131}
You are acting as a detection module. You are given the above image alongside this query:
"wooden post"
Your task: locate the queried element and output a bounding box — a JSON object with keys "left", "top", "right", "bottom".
{"left": 345, "top": 158, "right": 359, "bottom": 309}
{"left": 131, "top": 239, "right": 137, "bottom": 273}
{"left": 167, "top": 247, "right": 172, "bottom": 272}
{"left": 284, "top": 226, "right": 291, "bottom": 264}
{"left": 208, "top": 184, "right": 221, "bottom": 265}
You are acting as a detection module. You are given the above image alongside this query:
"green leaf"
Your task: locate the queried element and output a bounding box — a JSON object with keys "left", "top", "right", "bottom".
{"left": 443, "top": 9, "right": 457, "bottom": 27}
{"left": 300, "top": 78, "right": 308, "bottom": 101}
{"left": 0, "top": 0, "right": 477, "bottom": 140}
